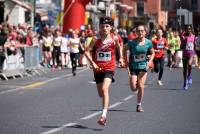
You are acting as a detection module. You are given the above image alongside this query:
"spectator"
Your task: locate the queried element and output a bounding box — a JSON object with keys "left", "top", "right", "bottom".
{"left": 0, "top": 28, "right": 8, "bottom": 70}
{"left": 69, "top": 29, "right": 80, "bottom": 76}
{"left": 26, "top": 27, "right": 33, "bottom": 46}
{"left": 52, "top": 30, "right": 62, "bottom": 70}
{"left": 42, "top": 31, "right": 53, "bottom": 68}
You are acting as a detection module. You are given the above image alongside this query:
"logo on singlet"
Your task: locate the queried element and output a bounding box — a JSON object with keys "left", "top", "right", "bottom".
{"left": 97, "top": 38, "right": 114, "bottom": 51}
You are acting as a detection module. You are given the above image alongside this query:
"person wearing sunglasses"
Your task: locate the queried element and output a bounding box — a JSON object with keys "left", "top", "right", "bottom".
{"left": 124, "top": 25, "right": 155, "bottom": 112}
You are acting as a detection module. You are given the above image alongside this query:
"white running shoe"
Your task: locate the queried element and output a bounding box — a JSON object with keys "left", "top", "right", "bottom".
{"left": 157, "top": 80, "right": 163, "bottom": 86}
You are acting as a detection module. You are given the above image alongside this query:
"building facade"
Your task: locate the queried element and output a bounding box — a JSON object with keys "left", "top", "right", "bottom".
{"left": 166, "top": 0, "right": 200, "bottom": 30}
{"left": 117, "top": 0, "right": 200, "bottom": 30}
{"left": 115, "top": 0, "right": 168, "bottom": 30}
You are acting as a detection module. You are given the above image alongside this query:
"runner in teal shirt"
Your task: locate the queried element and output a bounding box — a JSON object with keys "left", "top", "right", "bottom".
{"left": 128, "top": 38, "right": 153, "bottom": 70}
{"left": 125, "top": 25, "right": 154, "bottom": 112}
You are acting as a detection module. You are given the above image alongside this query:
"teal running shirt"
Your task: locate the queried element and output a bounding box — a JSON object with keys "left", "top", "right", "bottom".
{"left": 128, "top": 38, "right": 153, "bottom": 70}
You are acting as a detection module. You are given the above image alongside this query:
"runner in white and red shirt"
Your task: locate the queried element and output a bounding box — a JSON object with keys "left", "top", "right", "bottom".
{"left": 84, "top": 16, "right": 124, "bottom": 126}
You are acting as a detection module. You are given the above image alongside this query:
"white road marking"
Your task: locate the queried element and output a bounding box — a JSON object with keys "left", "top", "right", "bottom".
{"left": 2, "top": 69, "right": 157, "bottom": 134}
{"left": 0, "top": 86, "right": 27, "bottom": 95}
{"left": 123, "top": 95, "right": 134, "bottom": 101}
{"left": 80, "top": 111, "right": 102, "bottom": 120}
{"left": 80, "top": 102, "right": 123, "bottom": 120}
{"left": 0, "top": 69, "right": 87, "bottom": 95}
{"left": 41, "top": 123, "right": 77, "bottom": 134}
{"left": 41, "top": 96, "right": 133, "bottom": 134}
{"left": 108, "top": 102, "right": 123, "bottom": 109}
{"left": 88, "top": 81, "right": 96, "bottom": 84}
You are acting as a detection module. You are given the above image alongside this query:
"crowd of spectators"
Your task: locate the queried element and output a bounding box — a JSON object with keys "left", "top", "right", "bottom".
{"left": 1, "top": 20, "right": 200, "bottom": 78}
{"left": 0, "top": 22, "right": 36, "bottom": 71}
{"left": 0, "top": 22, "right": 97, "bottom": 73}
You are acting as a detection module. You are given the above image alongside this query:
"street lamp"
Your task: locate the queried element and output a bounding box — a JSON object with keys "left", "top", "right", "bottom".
{"left": 33, "top": 0, "right": 36, "bottom": 29}
{"left": 176, "top": 0, "right": 182, "bottom": 30}
{"left": 30, "top": 0, "right": 36, "bottom": 29}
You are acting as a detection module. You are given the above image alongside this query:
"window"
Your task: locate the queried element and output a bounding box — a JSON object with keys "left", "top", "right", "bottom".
{"left": 191, "top": 0, "right": 198, "bottom": 10}
{"left": 137, "top": 2, "right": 144, "bottom": 16}
{"left": 161, "top": 0, "right": 170, "bottom": 10}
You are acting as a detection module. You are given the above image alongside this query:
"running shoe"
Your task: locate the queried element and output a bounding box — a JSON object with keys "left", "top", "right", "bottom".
{"left": 112, "top": 77, "right": 115, "bottom": 83}
{"left": 187, "top": 76, "right": 192, "bottom": 84}
{"left": 97, "top": 116, "right": 106, "bottom": 126}
{"left": 72, "top": 71, "right": 76, "bottom": 76}
{"left": 157, "top": 80, "right": 163, "bottom": 86}
{"left": 136, "top": 105, "right": 144, "bottom": 112}
{"left": 182, "top": 83, "right": 189, "bottom": 90}
{"left": 51, "top": 66, "right": 56, "bottom": 71}
{"left": 47, "top": 64, "right": 51, "bottom": 68}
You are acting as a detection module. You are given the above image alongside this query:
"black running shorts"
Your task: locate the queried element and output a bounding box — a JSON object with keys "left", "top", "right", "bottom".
{"left": 94, "top": 71, "right": 115, "bottom": 84}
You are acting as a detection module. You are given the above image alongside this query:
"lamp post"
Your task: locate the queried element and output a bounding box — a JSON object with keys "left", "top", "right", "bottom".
{"left": 176, "top": 0, "right": 181, "bottom": 30}
{"left": 30, "top": 0, "right": 36, "bottom": 29}
{"left": 33, "top": 0, "right": 36, "bottom": 29}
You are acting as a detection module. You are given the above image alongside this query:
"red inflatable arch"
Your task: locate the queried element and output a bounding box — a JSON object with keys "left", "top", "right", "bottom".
{"left": 63, "top": 0, "right": 91, "bottom": 33}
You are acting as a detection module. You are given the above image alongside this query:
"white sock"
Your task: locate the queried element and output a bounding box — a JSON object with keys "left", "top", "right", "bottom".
{"left": 102, "top": 109, "right": 107, "bottom": 118}
{"left": 137, "top": 102, "right": 141, "bottom": 106}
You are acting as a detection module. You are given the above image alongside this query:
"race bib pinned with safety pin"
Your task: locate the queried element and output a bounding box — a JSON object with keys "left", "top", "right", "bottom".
{"left": 97, "top": 51, "right": 111, "bottom": 61}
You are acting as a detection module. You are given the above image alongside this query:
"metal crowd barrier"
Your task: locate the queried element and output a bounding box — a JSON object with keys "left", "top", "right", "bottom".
{"left": 0, "top": 46, "right": 45, "bottom": 80}
{"left": 24, "top": 46, "right": 40, "bottom": 69}
{"left": 24, "top": 46, "right": 45, "bottom": 75}
{"left": 0, "top": 48, "right": 24, "bottom": 80}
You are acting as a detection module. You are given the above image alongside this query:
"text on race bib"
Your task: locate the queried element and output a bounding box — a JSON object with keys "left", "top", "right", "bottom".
{"left": 97, "top": 51, "right": 111, "bottom": 61}
{"left": 186, "top": 42, "right": 194, "bottom": 51}
{"left": 133, "top": 54, "right": 146, "bottom": 62}
{"left": 157, "top": 44, "right": 164, "bottom": 49}
{"left": 72, "top": 44, "right": 79, "bottom": 48}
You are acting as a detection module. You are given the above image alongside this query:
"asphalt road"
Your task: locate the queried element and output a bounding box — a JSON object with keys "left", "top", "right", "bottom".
{"left": 0, "top": 67, "right": 200, "bottom": 134}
